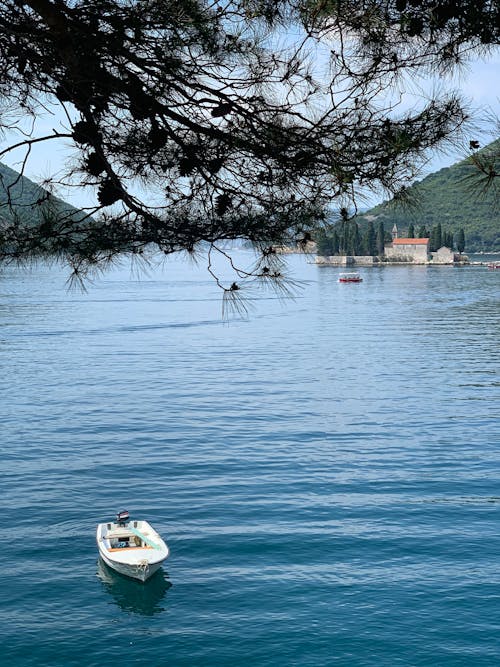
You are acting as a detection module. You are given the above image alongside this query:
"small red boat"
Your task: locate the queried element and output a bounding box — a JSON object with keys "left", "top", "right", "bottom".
{"left": 487, "top": 262, "right": 500, "bottom": 270}
{"left": 339, "top": 272, "right": 363, "bottom": 283}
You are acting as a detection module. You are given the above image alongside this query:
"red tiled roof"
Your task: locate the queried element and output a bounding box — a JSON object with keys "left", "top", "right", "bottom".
{"left": 392, "top": 238, "right": 429, "bottom": 245}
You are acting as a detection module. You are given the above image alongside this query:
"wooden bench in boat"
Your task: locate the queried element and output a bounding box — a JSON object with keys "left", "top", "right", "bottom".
{"left": 105, "top": 526, "right": 162, "bottom": 551}
{"left": 108, "top": 544, "right": 154, "bottom": 551}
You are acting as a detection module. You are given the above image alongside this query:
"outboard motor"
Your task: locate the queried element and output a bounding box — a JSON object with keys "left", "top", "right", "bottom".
{"left": 116, "top": 510, "right": 130, "bottom": 525}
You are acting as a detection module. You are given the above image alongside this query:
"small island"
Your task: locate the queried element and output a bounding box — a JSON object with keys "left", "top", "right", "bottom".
{"left": 315, "top": 224, "right": 469, "bottom": 267}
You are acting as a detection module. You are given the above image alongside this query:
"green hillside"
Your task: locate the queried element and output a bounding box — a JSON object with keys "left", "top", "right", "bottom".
{"left": 0, "top": 162, "right": 82, "bottom": 226}
{"left": 356, "top": 139, "right": 500, "bottom": 252}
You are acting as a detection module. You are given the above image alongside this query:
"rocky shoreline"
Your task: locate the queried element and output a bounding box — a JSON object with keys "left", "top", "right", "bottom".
{"left": 314, "top": 254, "right": 470, "bottom": 267}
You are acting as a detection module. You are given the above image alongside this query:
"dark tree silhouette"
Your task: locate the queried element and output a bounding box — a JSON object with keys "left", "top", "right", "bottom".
{"left": 364, "top": 221, "right": 377, "bottom": 256}
{"left": 430, "top": 222, "right": 443, "bottom": 251}
{"left": 0, "top": 0, "right": 498, "bottom": 297}
{"left": 376, "top": 220, "right": 386, "bottom": 256}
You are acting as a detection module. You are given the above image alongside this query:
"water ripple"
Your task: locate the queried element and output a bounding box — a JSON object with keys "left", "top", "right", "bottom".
{"left": 1, "top": 255, "right": 499, "bottom": 666}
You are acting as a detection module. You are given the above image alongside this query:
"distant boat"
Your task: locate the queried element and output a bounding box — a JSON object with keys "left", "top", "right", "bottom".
{"left": 339, "top": 272, "right": 363, "bottom": 283}
{"left": 96, "top": 511, "right": 169, "bottom": 582}
{"left": 487, "top": 262, "right": 500, "bottom": 269}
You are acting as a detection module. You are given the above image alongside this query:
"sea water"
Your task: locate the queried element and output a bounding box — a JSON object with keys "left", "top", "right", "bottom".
{"left": 1, "top": 252, "right": 499, "bottom": 666}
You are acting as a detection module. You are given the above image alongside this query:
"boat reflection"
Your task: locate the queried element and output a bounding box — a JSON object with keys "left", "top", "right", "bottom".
{"left": 97, "top": 557, "right": 171, "bottom": 616}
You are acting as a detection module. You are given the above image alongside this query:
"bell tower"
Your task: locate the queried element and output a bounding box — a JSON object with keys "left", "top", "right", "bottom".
{"left": 392, "top": 224, "right": 398, "bottom": 240}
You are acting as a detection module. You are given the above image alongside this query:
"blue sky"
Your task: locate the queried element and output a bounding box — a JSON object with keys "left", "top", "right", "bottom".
{"left": 422, "top": 54, "right": 500, "bottom": 171}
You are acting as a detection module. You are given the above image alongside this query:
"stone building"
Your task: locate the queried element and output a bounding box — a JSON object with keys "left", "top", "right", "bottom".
{"left": 431, "top": 246, "right": 456, "bottom": 264}
{"left": 384, "top": 237, "right": 430, "bottom": 263}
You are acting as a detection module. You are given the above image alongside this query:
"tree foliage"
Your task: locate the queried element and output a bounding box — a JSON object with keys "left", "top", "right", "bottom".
{"left": 429, "top": 221, "right": 442, "bottom": 251}
{"left": 364, "top": 220, "right": 376, "bottom": 256}
{"left": 0, "top": 0, "right": 498, "bottom": 292}
{"left": 376, "top": 220, "right": 386, "bottom": 255}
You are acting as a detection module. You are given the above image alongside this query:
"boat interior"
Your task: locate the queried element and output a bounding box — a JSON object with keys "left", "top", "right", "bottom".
{"left": 104, "top": 521, "right": 154, "bottom": 551}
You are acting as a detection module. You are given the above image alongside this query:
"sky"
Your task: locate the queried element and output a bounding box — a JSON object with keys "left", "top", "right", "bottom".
{"left": 1, "top": 51, "right": 499, "bottom": 212}
{"left": 420, "top": 55, "right": 500, "bottom": 170}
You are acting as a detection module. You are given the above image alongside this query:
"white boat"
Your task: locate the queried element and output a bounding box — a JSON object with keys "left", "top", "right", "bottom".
{"left": 96, "top": 511, "right": 169, "bottom": 582}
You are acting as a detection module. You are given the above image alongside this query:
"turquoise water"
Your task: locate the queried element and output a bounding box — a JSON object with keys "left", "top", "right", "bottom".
{"left": 1, "top": 253, "right": 499, "bottom": 666}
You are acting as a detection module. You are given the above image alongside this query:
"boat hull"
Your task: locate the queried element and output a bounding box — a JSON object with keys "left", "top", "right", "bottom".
{"left": 98, "top": 550, "right": 163, "bottom": 582}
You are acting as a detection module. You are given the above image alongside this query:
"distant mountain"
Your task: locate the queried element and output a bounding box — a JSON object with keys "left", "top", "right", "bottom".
{"left": 355, "top": 139, "right": 500, "bottom": 252}
{"left": 0, "top": 162, "right": 84, "bottom": 225}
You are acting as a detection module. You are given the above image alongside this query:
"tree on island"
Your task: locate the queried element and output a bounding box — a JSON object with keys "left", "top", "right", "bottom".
{"left": 364, "top": 221, "right": 377, "bottom": 257}
{"left": 407, "top": 223, "right": 415, "bottom": 238}
{"left": 316, "top": 228, "right": 339, "bottom": 257}
{"left": 429, "top": 222, "right": 443, "bottom": 251}
{"left": 347, "top": 222, "right": 361, "bottom": 256}
{"left": 0, "top": 0, "right": 498, "bottom": 302}
{"left": 444, "top": 231, "right": 454, "bottom": 250}
{"left": 338, "top": 220, "right": 349, "bottom": 256}
{"left": 457, "top": 228, "right": 466, "bottom": 254}
{"left": 376, "top": 221, "right": 386, "bottom": 256}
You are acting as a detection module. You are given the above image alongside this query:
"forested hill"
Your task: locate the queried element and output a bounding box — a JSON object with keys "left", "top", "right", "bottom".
{"left": 0, "top": 161, "right": 83, "bottom": 224}
{"left": 356, "top": 139, "right": 500, "bottom": 252}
